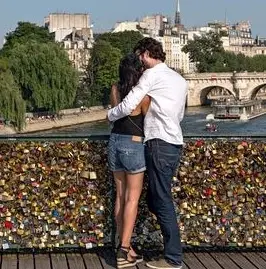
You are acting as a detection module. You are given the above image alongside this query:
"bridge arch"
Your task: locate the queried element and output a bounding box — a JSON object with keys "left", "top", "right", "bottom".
{"left": 199, "top": 86, "right": 235, "bottom": 105}
{"left": 187, "top": 83, "right": 235, "bottom": 106}
{"left": 185, "top": 72, "right": 266, "bottom": 106}
{"left": 247, "top": 83, "right": 266, "bottom": 100}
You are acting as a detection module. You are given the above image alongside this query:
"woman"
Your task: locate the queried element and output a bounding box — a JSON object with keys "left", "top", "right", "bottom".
{"left": 108, "top": 53, "right": 150, "bottom": 268}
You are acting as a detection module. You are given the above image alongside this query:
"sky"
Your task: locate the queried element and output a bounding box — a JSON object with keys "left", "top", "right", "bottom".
{"left": 1, "top": 0, "right": 266, "bottom": 47}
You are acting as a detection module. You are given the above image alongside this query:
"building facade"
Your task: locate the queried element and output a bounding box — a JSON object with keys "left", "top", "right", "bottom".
{"left": 139, "top": 15, "right": 165, "bottom": 37}
{"left": 44, "top": 13, "right": 94, "bottom": 72}
{"left": 112, "top": 14, "right": 191, "bottom": 74}
{"left": 229, "top": 21, "right": 253, "bottom": 46}
{"left": 187, "top": 20, "right": 266, "bottom": 58}
{"left": 162, "top": 25, "right": 190, "bottom": 73}
{"left": 63, "top": 29, "right": 94, "bottom": 72}
{"left": 112, "top": 21, "right": 139, "bottom": 33}
{"left": 45, "top": 13, "right": 91, "bottom": 36}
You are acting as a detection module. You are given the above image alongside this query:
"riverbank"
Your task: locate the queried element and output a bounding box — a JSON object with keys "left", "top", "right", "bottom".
{"left": 0, "top": 109, "right": 108, "bottom": 135}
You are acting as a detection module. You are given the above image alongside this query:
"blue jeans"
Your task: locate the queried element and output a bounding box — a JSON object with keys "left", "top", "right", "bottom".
{"left": 108, "top": 133, "right": 146, "bottom": 173}
{"left": 145, "top": 139, "right": 183, "bottom": 266}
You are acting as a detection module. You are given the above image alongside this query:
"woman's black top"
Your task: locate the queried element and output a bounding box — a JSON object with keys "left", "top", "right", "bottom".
{"left": 111, "top": 114, "right": 144, "bottom": 137}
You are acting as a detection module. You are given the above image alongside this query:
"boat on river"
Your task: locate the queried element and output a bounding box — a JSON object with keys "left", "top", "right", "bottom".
{"left": 206, "top": 99, "right": 266, "bottom": 120}
{"left": 205, "top": 123, "right": 217, "bottom": 132}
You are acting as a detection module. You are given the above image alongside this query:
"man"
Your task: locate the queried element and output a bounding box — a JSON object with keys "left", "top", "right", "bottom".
{"left": 108, "top": 37, "right": 187, "bottom": 269}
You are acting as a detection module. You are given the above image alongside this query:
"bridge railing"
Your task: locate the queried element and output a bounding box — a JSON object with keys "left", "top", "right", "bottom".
{"left": 0, "top": 135, "right": 265, "bottom": 251}
{"left": 184, "top": 72, "right": 233, "bottom": 79}
{"left": 184, "top": 71, "right": 266, "bottom": 79}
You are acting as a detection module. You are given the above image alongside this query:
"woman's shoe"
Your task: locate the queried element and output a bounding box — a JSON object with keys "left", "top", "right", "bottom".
{"left": 130, "top": 246, "right": 143, "bottom": 263}
{"left": 117, "top": 246, "right": 137, "bottom": 268}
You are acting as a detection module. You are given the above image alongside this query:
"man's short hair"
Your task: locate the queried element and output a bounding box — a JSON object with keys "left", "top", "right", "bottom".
{"left": 133, "top": 37, "right": 166, "bottom": 62}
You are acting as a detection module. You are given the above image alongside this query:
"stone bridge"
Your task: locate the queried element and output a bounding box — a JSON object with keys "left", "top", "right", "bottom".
{"left": 184, "top": 72, "right": 266, "bottom": 106}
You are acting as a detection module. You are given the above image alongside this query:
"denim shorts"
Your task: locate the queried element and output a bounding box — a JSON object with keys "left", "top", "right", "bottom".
{"left": 108, "top": 133, "right": 146, "bottom": 174}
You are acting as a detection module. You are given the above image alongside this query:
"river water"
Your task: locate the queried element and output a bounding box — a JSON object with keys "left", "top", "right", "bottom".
{"left": 36, "top": 106, "right": 266, "bottom": 137}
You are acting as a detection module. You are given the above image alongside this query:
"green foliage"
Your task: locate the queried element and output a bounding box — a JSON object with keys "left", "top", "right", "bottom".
{"left": 96, "top": 31, "right": 143, "bottom": 56}
{"left": 249, "top": 55, "right": 266, "bottom": 72}
{"left": 84, "top": 40, "right": 122, "bottom": 106}
{"left": 92, "top": 40, "right": 122, "bottom": 88}
{"left": 74, "top": 83, "right": 91, "bottom": 107}
{"left": 0, "top": 58, "right": 26, "bottom": 130}
{"left": 183, "top": 31, "right": 266, "bottom": 72}
{"left": 1, "top": 22, "right": 54, "bottom": 57}
{"left": 182, "top": 32, "right": 225, "bottom": 72}
{"left": 81, "top": 31, "right": 143, "bottom": 106}
{"left": 8, "top": 41, "right": 79, "bottom": 112}
{"left": 219, "top": 30, "right": 228, "bottom": 37}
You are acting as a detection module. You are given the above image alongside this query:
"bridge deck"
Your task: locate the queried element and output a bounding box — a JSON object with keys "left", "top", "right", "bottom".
{"left": 1, "top": 249, "right": 266, "bottom": 269}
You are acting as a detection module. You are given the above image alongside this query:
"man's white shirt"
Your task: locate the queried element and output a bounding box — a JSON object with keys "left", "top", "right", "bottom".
{"left": 108, "top": 63, "right": 188, "bottom": 145}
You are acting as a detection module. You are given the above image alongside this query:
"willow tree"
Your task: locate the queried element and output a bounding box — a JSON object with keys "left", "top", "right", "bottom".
{"left": 0, "top": 59, "right": 26, "bottom": 130}
{"left": 1, "top": 22, "right": 54, "bottom": 57}
{"left": 8, "top": 41, "right": 79, "bottom": 112}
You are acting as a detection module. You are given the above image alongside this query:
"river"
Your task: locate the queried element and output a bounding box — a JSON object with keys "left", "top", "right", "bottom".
{"left": 34, "top": 106, "right": 266, "bottom": 137}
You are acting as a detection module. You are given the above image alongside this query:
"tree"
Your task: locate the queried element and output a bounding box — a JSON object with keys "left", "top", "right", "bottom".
{"left": 8, "top": 41, "right": 79, "bottom": 112}
{"left": 182, "top": 32, "right": 225, "bottom": 72}
{"left": 96, "top": 31, "right": 143, "bottom": 56}
{"left": 1, "top": 22, "right": 54, "bottom": 57}
{"left": 73, "top": 83, "right": 91, "bottom": 108}
{"left": 249, "top": 55, "right": 266, "bottom": 72}
{"left": 0, "top": 58, "right": 26, "bottom": 130}
{"left": 182, "top": 31, "right": 266, "bottom": 73}
{"left": 84, "top": 40, "right": 122, "bottom": 106}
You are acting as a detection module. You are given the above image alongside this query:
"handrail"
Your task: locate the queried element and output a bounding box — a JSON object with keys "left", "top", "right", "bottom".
{"left": 0, "top": 134, "right": 265, "bottom": 141}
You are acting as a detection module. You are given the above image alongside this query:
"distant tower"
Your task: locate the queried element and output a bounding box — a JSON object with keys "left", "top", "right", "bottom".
{"left": 224, "top": 9, "right": 227, "bottom": 25}
{"left": 174, "top": 0, "right": 181, "bottom": 25}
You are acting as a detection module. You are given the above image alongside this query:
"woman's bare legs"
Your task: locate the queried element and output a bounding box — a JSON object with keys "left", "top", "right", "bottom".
{"left": 113, "top": 171, "right": 126, "bottom": 241}
{"left": 121, "top": 172, "right": 144, "bottom": 256}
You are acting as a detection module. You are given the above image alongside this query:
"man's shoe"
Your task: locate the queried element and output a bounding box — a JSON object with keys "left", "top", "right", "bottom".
{"left": 146, "top": 259, "right": 182, "bottom": 269}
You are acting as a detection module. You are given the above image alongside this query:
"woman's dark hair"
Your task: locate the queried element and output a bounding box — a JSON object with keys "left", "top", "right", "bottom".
{"left": 133, "top": 37, "right": 166, "bottom": 62}
{"left": 118, "top": 53, "right": 143, "bottom": 99}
